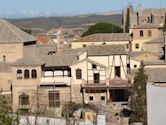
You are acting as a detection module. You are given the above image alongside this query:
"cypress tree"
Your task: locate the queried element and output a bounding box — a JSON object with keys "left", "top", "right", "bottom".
{"left": 125, "top": 7, "right": 130, "bottom": 33}
{"left": 129, "top": 62, "right": 148, "bottom": 125}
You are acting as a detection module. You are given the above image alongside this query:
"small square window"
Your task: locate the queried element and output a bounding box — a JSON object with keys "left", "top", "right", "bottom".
{"left": 135, "top": 43, "right": 139, "bottom": 49}
{"left": 101, "top": 96, "right": 105, "bottom": 101}
{"left": 89, "top": 96, "right": 93, "bottom": 101}
{"left": 92, "top": 64, "right": 97, "bottom": 69}
{"left": 134, "top": 65, "right": 137, "bottom": 68}
{"left": 83, "top": 44, "right": 87, "bottom": 47}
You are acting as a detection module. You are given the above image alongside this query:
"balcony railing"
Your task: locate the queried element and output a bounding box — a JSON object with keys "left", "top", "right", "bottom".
{"left": 40, "top": 77, "right": 71, "bottom": 85}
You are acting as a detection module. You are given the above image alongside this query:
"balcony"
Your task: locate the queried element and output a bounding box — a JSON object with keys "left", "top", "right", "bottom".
{"left": 82, "top": 79, "right": 129, "bottom": 90}
{"left": 82, "top": 80, "right": 107, "bottom": 89}
{"left": 40, "top": 77, "right": 71, "bottom": 86}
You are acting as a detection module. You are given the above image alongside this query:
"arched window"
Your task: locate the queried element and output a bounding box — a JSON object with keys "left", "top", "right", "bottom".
{"left": 19, "top": 93, "right": 29, "bottom": 105}
{"left": 76, "top": 69, "right": 82, "bottom": 79}
{"left": 31, "top": 69, "right": 37, "bottom": 79}
{"left": 17, "top": 69, "right": 22, "bottom": 79}
{"left": 147, "top": 30, "right": 152, "bottom": 37}
{"left": 24, "top": 70, "right": 29, "bottom": 79}
{"left": 140, "top": 30, "right": 144, "bottom": 37}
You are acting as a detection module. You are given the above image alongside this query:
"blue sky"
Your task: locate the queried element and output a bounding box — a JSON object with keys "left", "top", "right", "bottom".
{"left": 1, "top": 0, "right": 166, "bottom": 18}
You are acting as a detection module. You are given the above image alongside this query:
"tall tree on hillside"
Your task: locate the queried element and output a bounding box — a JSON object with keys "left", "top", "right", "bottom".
{"left": 125, "top": 7, "right": 130, "bottom": 33}
{"left": 129, "top": 62, "right": 148, "bottom": 125}
{"left": 82, "top": 23, "right": 123, "bottom": 37}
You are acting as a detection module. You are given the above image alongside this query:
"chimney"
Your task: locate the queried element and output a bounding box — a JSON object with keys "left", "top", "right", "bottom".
{"left": 56, "top": 30, "right": 63, "bottom": 52}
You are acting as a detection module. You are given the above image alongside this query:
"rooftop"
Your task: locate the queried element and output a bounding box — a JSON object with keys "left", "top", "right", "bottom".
{"left": 0, "top": 19, "right": 36, "bottom": 43}
{"left": 72, "top": 33, "right": 132, "bottom": 42}
{"left": 88, "top": 45, "right": 127, "bottom": 56}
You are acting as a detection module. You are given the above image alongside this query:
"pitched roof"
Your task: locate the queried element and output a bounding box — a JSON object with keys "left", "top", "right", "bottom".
{"left": 146, "top": 68, "right": 166, "bottom": 83}
{"left": 145, "top": 36, "right": 165, "bottom": 44}
{"left": 12, "top": 55, "right": 45, "bottom": 66}
{"left": 88, "top": 45, "right": 127, "bottom": 56}
{"left": 131, "top": 23, "right": 162, "bottom": 29}
{"left": 130, "top": 51, "right": 161, "bottom": 58}
{"left": 72, "top": 33, "right": 132, "bottom": 42}
{"left": 0, "top": 19, "right": 36, "bottom": 43}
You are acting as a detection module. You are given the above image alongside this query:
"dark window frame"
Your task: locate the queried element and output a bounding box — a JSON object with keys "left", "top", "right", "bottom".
{"left": 48, "top": 91, "right": 60, "bottom": 108}
{"left": 115, "top": 66, "right": 121, "bottom": 77}
{"left": 76, "top": 69, "right": 82, "bottom": 79}
{"left": 17, "top": 69, "right": 23, "bottom": 79}
{"left": 24, "top": 69, "right": 30, "bottom": 79}
{"left": 140, "top": 30, "right": 144, "bottom": 37}
{"left": 31, "top": 69, "right": 37, "bottom": 79}
{"left": 89, "top": 96, "right": 93, "bottom": 101}
{"left": 19, "top": 94, "right": 29, "bottom": 105}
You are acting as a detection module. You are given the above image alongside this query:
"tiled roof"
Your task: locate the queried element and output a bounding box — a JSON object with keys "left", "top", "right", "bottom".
{"left": 145, "top": 37, "right": 165, "bottom": 44}
{"left": 0, "top": 19, "right": 36, "bottom": 43}
{"left": 130, "top": 51, "right": 161, "bottom": 58}
{"left": 72, "top": 33, "right": 132, "bottom": 42}
{"left": 88, "top": 45, "right": 127, "bottom": 56}
{"left": 131, "top": 23, "right": 162, "bottom": 29}
{"left": 36, "top": 35, "right": 50, "bottom": 44}
{"left": 146, "top": 68, "right": 166, "bottom": 83}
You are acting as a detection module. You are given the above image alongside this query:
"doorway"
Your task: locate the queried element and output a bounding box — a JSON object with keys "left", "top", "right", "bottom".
{"left": 94, "top": 73, "right": 100, "bottom": 83}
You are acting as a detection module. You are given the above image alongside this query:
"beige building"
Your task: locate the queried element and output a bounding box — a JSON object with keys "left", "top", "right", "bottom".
{"left": 129, "top": 24, "right": 163, "bottom": 51}
{"left": 0, "top": 20, "right": 36, "bottom": 92}
{"left": 71, "top": 33, "right": 132, "bottom": 50}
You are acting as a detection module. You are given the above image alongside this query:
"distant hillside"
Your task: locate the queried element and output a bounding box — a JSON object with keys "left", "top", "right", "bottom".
{"left": 8, "top": 14, "right": 122, "bottom": 31}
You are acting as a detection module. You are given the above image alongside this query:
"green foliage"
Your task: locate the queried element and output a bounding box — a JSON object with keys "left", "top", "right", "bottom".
{"left": 130, "top": 62, "right": 148, "bottom": 125}
{"left": 125, "top": 7, "right": 130, "bottom": 33}
{"left": 82, "top": 23, "right": 123, "bottom": 36}
{"left": 0, "top": 95, "right": 19, "bottom": 125}
{"left": 62, "top": 101, "right": 81, "bottom": 117}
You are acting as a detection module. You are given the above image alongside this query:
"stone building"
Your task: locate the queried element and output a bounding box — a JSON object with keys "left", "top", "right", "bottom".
{"left": 123, "top": 3, "right": 166, "bottom": 27}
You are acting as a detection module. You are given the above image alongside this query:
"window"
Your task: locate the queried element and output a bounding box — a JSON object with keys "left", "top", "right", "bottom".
{"left": 115, "top": 66, "right": 121, "bottom": 77}
{"left": 19, "top": 93, "right": 29, "bottom": 105}
{"left": 76, "top": 69, "right": 82, "bottom": 79}
{"left": 101, "top": 96, "right": 105, "bottom": 101}
{"left": 126, "top": 44, "right": 129, "bottom": 49}
{"left": 48, "top": 91, "right": 60, "bottom": 108}
{"left": 83, "top": 44, "right": 87, "bottom": 47}
{"left": 3, "top": 55, "right": 5, "bottom": 62}
{"left": 92, "top": 64, "right": 97, "bottom": 69}
{"left": 24, "top": 70, "right": 29, "bottom": 79}
{"left": 147, "top": 30, "right": 152, "bottom": 37}
{"left": 89, "top": 96, "right": 93, "bottom": 101}
{"left": 17, "top": 69, "right": 22, "bottom": 79}
{"left": 140, "top": 30, "right": 144, "bottom": 37}
{"left": 134, "top": 65, "right": 137, "bottom": 68}
{"left": 135, "top": 43, "right": 139, "bottom": 49}
{"left": 31, "top": 69, "right": 37, "bottom": 79}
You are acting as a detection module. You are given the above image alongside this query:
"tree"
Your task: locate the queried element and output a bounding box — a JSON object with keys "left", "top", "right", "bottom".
{"left": 0, "top": 95, "right": 20, "bottom": 125}
{"left": 82, "top": 23, "right": 123, "bottom": 37}
{"left": 125, "top": 7, "right": 130, "bottom": 33}
{"left": 129, "top": 62, "right": 148, "bottom": 125}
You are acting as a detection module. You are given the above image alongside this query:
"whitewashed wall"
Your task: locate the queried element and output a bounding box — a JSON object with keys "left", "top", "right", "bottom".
{"left": 147, "top": 83, "right": 166, "bottom": 125}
